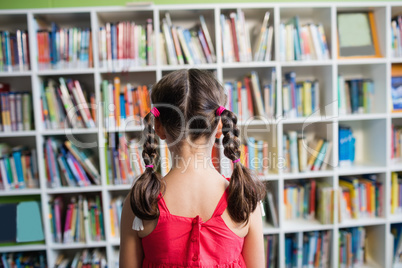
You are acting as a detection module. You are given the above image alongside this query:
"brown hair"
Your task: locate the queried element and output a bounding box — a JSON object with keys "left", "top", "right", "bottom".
{"left": 129, "top": 69, "right": 266, "bottom": 223}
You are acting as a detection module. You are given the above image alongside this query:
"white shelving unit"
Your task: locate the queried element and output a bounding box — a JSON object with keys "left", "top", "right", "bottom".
{"left": 0, "top": 2, "right": 401, "bottom": 267}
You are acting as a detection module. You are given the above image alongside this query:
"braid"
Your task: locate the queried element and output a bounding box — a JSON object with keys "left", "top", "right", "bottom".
{"left": 129, "top": 112, "right": 165, "bottom": 220}
{"left": 220, "top": 109, "right": 266, "bottom": 223}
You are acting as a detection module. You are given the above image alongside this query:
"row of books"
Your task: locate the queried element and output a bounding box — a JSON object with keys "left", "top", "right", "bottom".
{"left": 0, "top": 144, "right": 39, "bottom": 190}
{"left": 338, "top": 126, "right": 356, "bottom": 167}
{"left": 280, "top": 16, "right": 330, "bottom": 62}
{"left": 41, "top": 78, "right": 96, "bottom": 130}
{"left": 339, "top": 227, "right": 366, "bottom": 267}
{"left": 339, "top": 175, "right": 384, "bottom": 222}
{"left": 224, "top": 69, "right": 277, "bottom": 121}
{"left": 338, "top": 76, "right": 375, "bottom": 115}
{"left": 101, "top": 78, "right": 151, "bottom": 129}
{"left": 283, "top": 132, "right": 332, "bottom": 173}
{"left": 392, "top": 172, "right": 402, "bottom": 215}
{"left": 55, "top": 249, "right": 106, "bottom": 268}
{"left": 282, "top": 72, "right": 320, "bottom": 118}
{"left": 220, "top": 11, "right": 273, "bottom": 63}
{"left": 285, "top": 230, "right": 331, "bottom": 268}
{"left": 161, "top": 13, "right": 216, "bottom": 65}
{"left": 49, "top": 195, "right": 105, "bottom": 244}
{"left": 391, "top": 75, "right": 402, "bottom": 112}
{"left": 105, "top": 133, "right": 144, "bottom": 186}
{"left": 391, "top": 15, "right": 402, "bottom": 58}
{"left": 264, "top": 235, "right": 278, "bottom": 268}
{"left": 98, "top": 20, "right": 154, "bottom": 70}
{"left": 44, "top": 138, "right": 100, "bottom": 188}
{"left": 36, "top": 22, "right": 93, "bottom": 70}
{"left": 284, "top": 180, "right": 334, "bottom": 225}
{"left": 392, "top": 125, "right": 402, "bottom": 160}
{"left": 0, "top": 30, "right": 30, "bottom": 72}
{"left": 238, "top": 137, "right": 269, "bottom": 176}
{"left": 0, "top": 84, "right": 33, "bottom": 132}
{"left": 391, "top": 224, "right": 402, "bottom": 265}
{"left": 109, "top": 196, "right": 124, "bottom": 238}
{"left": 1, "top": 252, "right": 46, "bottom": 268}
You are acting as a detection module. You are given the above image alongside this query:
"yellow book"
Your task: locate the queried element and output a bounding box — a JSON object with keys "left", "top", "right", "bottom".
{"left": 306, "top": 139, "right": 324, "bottom": 169}
{"left": 370, "top": 183, "right": 375, "bottom": 217}
{"left": 114, "top": 77, "right": 121, "bottom": 127}
{"left": 392, "top": 172, "right": 398, "bottom": 214}
{"left": 339, "top": 179, "right": 359, "bottom": 219}
{"left": 110, "top": 204, "right": 115, "bottom": 237}
{"left": 240, "top": 144, "right": 246, "bottom": 166}
{"left": 303, "top": 81, "right": 312, "bottom": 116}
{"left": 70, "top": 199, "right": 78, "bottom": 241}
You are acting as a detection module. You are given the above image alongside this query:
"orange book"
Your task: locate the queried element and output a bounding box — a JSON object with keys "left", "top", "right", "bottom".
{"left": 88, "top": 31, "right": 93, "bottom": 68}
{"left": 124, "top": 85, "right": 130, "bottom": 118}
{"left": 243, "top": 76, "right": 254, "bottom": 117}
{"left": 137, "top": 85, "right": 145, "bottom": 118}
{"left": 143, "top": 85, "right": 151, "bottom": 114}
{"left": 90, "top": 93, "right": 96, "bottom": 124}
{"left": 365, "top": 182, "right": 371, "bottom": 215}
{"left": 315, "top": 235, "right": 322, "bottom": 267}
{"left": 114, "top": 77, "right": 121, "bottom": 127}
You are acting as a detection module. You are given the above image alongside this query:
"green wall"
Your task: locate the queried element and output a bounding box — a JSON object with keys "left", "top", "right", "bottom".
{"left": 1, "top": 0, "right": 402, "bottom": 10}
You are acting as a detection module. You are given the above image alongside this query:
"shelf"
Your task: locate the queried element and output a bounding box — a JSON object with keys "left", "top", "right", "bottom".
{"left": 281, "top": 116, "right": 334, "bottom": 124}
{"left": 282, "top": 170, "right": 333, "bottom": 180}
{"left": 99, "top": 66, "right": 157, "bottom": 73}
{"left": 283, "top": 218, "right": 333, "bottom": 233}
{"left": 221, "top": 61, "right": 277, "bottom": 69}
{"left": 161, "top": 64, "right": 218, "bottom": 71}
{"left": 107, "top": 184, "right": 132, "bottom": 191}
{"left": 337, "top": 58, "right": 387, "bottom": 65}
{"left": 391, "top": 112, "right": 402, "bottom": 119}
{"left": 46, "top": 186, "right": 103, "bottom": 194}
{"left": 105, "top": 126, "right": 144, "bottom": 133}
{"left": 338, "top": 113, "right": 387, "bottom": 121}
{"left": 338, "top": 217, "right": 386, "bottom": 228}
{"left": 0, "top": 189, "right": 42, "bottom": 196}
{"left": 337, "top": 165, "right": 387, "bottom": 176}
{"left": 391, "top": 161, "right": 402, "bottom": 172}
{"left": 0, "top": 131, "right": 36, "bottom": 137}
{"left": 0, "top": 244, "right": 46, "bottom": 253}
{"left": 391, "top": 58, "right": 402, "bottom": 64}
{"left": 36, "top": 69, "right": 95, "bottom": 76}
{"left": 50, "top": 242, "right": 107, "bottom": 250}
{"left": 262, "top": 222, "right": 280, "bottom": 234}
{"left": 0, "top": 71, "right": 31, "bottom": 77}
{"left": 260, "top": 175, "right": 279, "bottom": 181}
{"left": 41, "top": 128, "right": 99, "bottom": 135}
{"left": 280, "top": 60, "right": 333, "bottom": 67}
{"left": 389, "top": 214, "right": 402, "bottom": 224}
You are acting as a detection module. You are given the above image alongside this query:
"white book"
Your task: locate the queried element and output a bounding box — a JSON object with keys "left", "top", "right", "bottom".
{"left": 309, "top": 24, "right": 322, "bottom": 60}
{"left": 297, "top": 232, "right": 303, "bottom": 268}
{"left": 288, "top": 131, "right": 299, "bottom": 173}
{"left": 83, "top": 198, "right": 91, "bottom": 243}
{"left": 264, "top": 26, "right": 274, "bottom": 61}
{"left": 0, "top": 159, "right": 10, "bottom": 191}
{"left": 253, "top": 11, "right": 270, "bottom": 61}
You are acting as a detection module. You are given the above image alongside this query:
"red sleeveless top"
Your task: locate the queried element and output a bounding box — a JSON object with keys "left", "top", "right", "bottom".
{"left": 141, "top": 186, "right": 246, "bottom": 267}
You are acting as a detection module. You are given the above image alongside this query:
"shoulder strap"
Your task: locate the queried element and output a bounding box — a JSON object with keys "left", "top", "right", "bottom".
{"left": 157, "top": 193, "right": 170, "bottom": 214}
{"left": 211, "top": 188, "right": 229, "bottom": 217}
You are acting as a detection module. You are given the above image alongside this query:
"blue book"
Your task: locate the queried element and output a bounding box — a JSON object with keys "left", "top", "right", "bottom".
{"left": 51, "top": 22, "right": 58, "bottom": 65}
{"left": 247, "top": 137, "right": 255, "bottom": 170}
{"left": 4, "top": 31, "right": 11, "bottom": 67}
{"left": 296, "top": 84, "right": 302, "bottom": 117}
{"left": 120, "top": 94, "right": 126, "bottom": 119}
{"left": 12, "top": 149, "right": 24, "bottom": 188}
{"left": 293, "top": 16, "right": 302, "bottom": 61}
{"left": 183, "top": 29, "right": 197, "bottom": 64}
{"left": 391, "top": 76, "right": 402, "bottom": 111}
{"left": 59, "top": 154, "right": 76, "bottom": 186}
{"left": 45, "top": 140, "right": 55, "bottom": 186}
{"left": 285, "top": 72, "right": 297, "bottom": 117}
{"left": 349, "top": 80, "right": 360, "bottom": 113}
{"left": 111, "top": 24, "right": 117, "bottom": 60}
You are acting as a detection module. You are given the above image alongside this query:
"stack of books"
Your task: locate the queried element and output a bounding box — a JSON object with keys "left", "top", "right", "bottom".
{"left": 391, "top": 224, "right": 402, "bottom": 265}
{"left": 220, "top": 11, "right": 273, "bottom": 62}
{"left": 285, "top": 231, "right": 331, "bottom": 268}
{"left": 98, "top": 19, "right": 154, "bottom": 69}
{"left": 338, "top": 126, "right": 355, "bottom": 167}
{"left": 391, "top": 15, "right": 402, "bottom": 58}
{"left": 49, "top": 194, "right": 105, "bottom": 244}
{"left": 283, "top": 132, "right": 332, "bottom": 173}
{"left": 282, "top": 71, "right": 320, "bottom": 118}
{"left": 339, "top": 227, "right": 366, "bottom": 267}
{"left": 0, "top": 252, "right": 46, "bottom": 268}
{"left": 338, "top": 76, "right": 375, "bottom": 115}
{"left": 239, "top": 137, "right": 269, "bottom": 176}
{"left": 392, "top": 172, "right": 402, "bottom": 215}
{"left": 54, "top": 249, "right": 107, "bottom": 268}
{"left": 0, "top": 30, "right": 30, "bottom": 72}
{"left": 284, "top": 180, "right": 334, "bottom": 225}
{"left": 41, "top": 78, "right": 96, "bottom": 130}
{"left": 109, "top": 196, "right": 124, "bottom": 238}
{"left": 0, "top": 83, "right": 33, "bottom": 132}
{"left": 101, "top": 78, "right": 151, "bottom": 130}
{"left": 160, "top": 13, "right": 215, "bottom": 65}
{"left": 224, "top": 69, "right": 277, "bottom": 121}
{"left": 264, "top": 235, "right": 277, "bottom": 268}
{"left": 392, "top": 125, "right": 402, "bottom": 161}
{"left": 44, "top": 138, "right": 100, "bottom": 188}
{"left": 280, "top": 16, "right": 330, "bottom": 61}
{"left": 0, "top": 144, "right": 38, "bottom": 190}
{"left": 36, "top": 22, "right": 92, "bottom": 70}
{"left": 105, "top": 133, "right": 144, "bottom": 186}
{"left": 339, "top": 175, "right": 384, "bottom": 222}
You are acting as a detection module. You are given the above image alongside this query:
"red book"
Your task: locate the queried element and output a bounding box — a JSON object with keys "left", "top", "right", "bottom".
{"left": 94, "top": 206, "right": 101, "bottom": 241}
{"left": 310, "top": 180, "right": 316, "bottom": 218}
{"left": 229, "top": 13, "right": 240, "bottom": 62}
{"left": 243, "top": 76, "right": 254, "bottom": 117}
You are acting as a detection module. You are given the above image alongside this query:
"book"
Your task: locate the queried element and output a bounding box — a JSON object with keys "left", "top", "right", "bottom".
{"left": 264, "top": 235, "right": 278, "bottom": 268}
{"left": 0, "top": 30, "right": 30, "bottom": 72}
{"left": 338, "top": 126, "right": 355, "bottom": 167}
{"left": 54, "top": 249, "right": 107, "bottom": 267}
{"left": 339, "top": 227, "right": 366, "bottom": 267}
{"left": 338, "top": 76, "right": 375, "bottom": 115}
{"left": 0, "top": 252, "right": 46, "bottom": 268}
{"left": 392, "top": 76, "right": 402, "bottom": 112}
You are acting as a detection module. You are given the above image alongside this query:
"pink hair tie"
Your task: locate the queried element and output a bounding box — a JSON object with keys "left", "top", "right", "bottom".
{"left": 216, "top": 106, "right": 226, "bottom": 116}
{"left": 150, "top": 107, "right": 160, "bottom": 118}
{"left": 232, "top": 159, "right": 240, "bottom": 163}
{"left": 145, "top": 165, "right": 154, "bottom": 168}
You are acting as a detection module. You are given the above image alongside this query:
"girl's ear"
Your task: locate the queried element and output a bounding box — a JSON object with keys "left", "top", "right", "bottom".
{"left": 154, "top": 118, "right": 166, "bottom": 140}
{"left": 215, "top": 119, "right": 223, "bottom": 139}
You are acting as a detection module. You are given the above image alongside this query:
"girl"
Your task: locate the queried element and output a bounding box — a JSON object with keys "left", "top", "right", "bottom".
{"left": 120, "top": 69, "right": 266, "bottom": 267}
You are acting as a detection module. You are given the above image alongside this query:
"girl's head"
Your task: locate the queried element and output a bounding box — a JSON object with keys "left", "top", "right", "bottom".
{"left": 130, "top": 69, "right": 265, "bottom": 223}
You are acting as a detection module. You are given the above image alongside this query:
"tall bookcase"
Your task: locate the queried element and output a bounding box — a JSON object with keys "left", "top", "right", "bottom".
{"left": 0, "top": 2, "right": 401, "bottom": 267}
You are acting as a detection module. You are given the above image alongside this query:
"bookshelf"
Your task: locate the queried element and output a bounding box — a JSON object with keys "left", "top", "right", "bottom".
{"left": 0, "top": 2, "right": 401, "bottom": 267}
